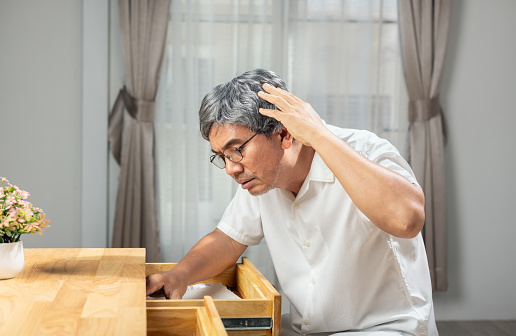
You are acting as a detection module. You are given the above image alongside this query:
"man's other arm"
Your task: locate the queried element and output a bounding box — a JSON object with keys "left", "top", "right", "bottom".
{"left": 146, "top": 228, "right": 247, "bottom": 299}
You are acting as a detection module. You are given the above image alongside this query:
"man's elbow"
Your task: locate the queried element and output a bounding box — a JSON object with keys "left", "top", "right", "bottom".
{"left": 397, "top": 199, "right": 425, "bottom": 239}
{"left": 401, "top": 210, "right": 425, "bottom": 238}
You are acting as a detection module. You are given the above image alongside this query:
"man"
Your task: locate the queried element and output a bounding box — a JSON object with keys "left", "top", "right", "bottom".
{"left": 146, "top": 69, "right": 437, "bottom": 335}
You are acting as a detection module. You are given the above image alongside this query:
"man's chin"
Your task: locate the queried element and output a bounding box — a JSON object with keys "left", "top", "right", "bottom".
{"left": 247, "top": 185, "right": 274, "bottom": 197}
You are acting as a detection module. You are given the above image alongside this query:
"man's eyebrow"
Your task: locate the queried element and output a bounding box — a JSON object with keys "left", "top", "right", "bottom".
{"left": 211, "top": 138, "right": 245, "bottom": 154}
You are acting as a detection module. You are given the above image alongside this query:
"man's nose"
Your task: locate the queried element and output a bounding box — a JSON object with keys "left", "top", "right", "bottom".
{"left": 225, "top": 159, "right": 244, "bottom": 177}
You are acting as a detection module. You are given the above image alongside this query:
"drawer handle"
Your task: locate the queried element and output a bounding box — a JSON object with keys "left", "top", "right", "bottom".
{"left": 222, "top": 317, "right": 272, "bottom": 330}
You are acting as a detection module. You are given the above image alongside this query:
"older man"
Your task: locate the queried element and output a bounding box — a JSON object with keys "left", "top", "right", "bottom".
{"left": 146, "top": 69, "right": 437, "bottom": 335}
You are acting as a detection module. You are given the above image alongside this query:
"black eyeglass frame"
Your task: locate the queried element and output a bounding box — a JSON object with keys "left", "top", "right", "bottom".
{"left": 210, "top": 132, "right": 260, "bottom": 169}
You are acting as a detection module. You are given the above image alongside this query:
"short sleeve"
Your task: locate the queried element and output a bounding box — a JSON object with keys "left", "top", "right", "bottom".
{"left": 366, "top": 137, "right": 420, "bottom": 187}
{"left": 217, "top": 187, "right": 264, "bottom": 246}
{"left": 326, "top": 124, "right": 418, "bottom": 186}
{"left": 329, "top": 127, "right": 421, "bottom": 224}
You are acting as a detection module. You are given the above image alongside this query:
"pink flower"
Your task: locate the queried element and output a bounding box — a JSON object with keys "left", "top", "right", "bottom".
{"left": 14, "top": 189, "right": 29, "bottom": 199}
{"left": 0, "top": 213, "right": 14, "bottom": 229}
{"left": 17, "top": 200, "right": 28, "bottom": 209}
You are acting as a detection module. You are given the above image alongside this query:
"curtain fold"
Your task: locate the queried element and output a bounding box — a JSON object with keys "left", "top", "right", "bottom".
{"left": 109, "top": 0, "right": 171, "bottom": 262}
{"left": 398, "top": 0, "right": 451, "bottom": 291}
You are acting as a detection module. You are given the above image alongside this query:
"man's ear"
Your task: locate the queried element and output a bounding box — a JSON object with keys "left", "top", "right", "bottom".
{"left": 279, "top": 128, "right": 293, "bottom": 149}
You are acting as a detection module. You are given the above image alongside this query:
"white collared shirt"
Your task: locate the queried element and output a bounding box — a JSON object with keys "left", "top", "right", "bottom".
{"left": 218, "top": 125, "right": 437, "bottom": 335}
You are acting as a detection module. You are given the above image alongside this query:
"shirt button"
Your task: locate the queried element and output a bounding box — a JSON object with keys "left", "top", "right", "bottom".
{"left": 311, "top": 278, "right": 317, "bottom": 284}
{"left": 293, "top": 203, "right": 300, "bottom": 209}
{"left": 304, "top": 241, "right": 311, "bottom": 247}
{"left": 304, "top": 319, "right": 309, "bottom": 325}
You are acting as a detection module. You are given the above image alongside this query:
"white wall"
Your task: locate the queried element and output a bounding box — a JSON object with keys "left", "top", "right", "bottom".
{"left": 433, "top": 0, "right": 516, "bottom": 320}
{"left": 0, "top": 0, "right": 83, "bottom": 248}
{"left": 1, "top": 0, "right": 515, "bottom": 321}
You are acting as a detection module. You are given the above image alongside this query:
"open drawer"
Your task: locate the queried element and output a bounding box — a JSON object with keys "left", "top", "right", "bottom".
{"left": 146, "top": 258, "right": 281, "bottom": 336}
{"left": 147, "top": 296, "right": 228, "bottom": 336}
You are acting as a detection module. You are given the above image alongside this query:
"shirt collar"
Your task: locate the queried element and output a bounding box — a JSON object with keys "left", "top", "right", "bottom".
{"left": 278, "top": 151, "right": 335, "bottom": 202}
{"left": 308, "top": 151, "right": 335, "bottom": 183}
{"left": 307, "top": 120, "right": 335, "bottom": 183}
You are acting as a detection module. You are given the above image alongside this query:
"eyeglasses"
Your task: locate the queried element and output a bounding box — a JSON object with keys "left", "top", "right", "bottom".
{"left": 210, "top": 132, "right": 259, "bottom": 169}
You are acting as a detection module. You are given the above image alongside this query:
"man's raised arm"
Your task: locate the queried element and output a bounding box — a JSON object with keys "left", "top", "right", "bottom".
{"left": 258, "top": 84, "right": 425, "bottom": 238}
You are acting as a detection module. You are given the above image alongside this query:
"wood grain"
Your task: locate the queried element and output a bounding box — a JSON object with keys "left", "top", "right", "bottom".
{"left": 0, "top": 248, "right": 146, "bottom": 336}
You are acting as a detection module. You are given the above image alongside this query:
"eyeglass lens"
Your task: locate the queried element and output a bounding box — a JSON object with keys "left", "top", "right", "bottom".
{"left": 212, "top": 148, "right": 243, "bottom": 169}
{"left": 210, "top": 132, "right": 259, "bottom": 169}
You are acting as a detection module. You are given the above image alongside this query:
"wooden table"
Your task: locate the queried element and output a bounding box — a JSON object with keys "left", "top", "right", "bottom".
{"left": 0, "top": 248, "right": 146, "bottom": 335}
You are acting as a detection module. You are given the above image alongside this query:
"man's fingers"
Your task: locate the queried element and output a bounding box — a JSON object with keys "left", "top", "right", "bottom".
{"left": 163, "top": 288, "right": 184, "bottom": 300}
{"left": 259, "top": 108, "right": 280, "bottom": 121}
{"left": 146, "top": 275, "right": 158, "bottom": 295}
{"left": 257, "top": 90, "right": 290, "bottom": 111}
{"left": 262, "top": 83, "right": 303, "bottom": 104}
{"left": 170, "top": 290, "right": 183, "bottom": 300}
{"left": 261, "top": 83, "right": 287, "bottom": 97}
{"left": 146, "top": 281, "right": 164, "bottom": 297}
{"left": 146, "top": 273, "right": 168, "bottom": 297}
{"left": 148, "top": 288, "right": 165, "bottom": 297}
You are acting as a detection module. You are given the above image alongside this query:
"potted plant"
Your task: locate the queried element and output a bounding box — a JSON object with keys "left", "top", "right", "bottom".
{"left": 0, "top": 177, "right": 50, "bottom": 279}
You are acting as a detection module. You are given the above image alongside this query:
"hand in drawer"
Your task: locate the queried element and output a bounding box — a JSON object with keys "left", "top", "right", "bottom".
{"left": 146, "top": 267, "right": 189, "bottom": 299}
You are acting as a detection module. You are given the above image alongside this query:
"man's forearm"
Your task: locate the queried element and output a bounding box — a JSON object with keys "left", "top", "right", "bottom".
{"left": 171, "top": 228, "right": 247, "bottom": 286}
{"left": 146, "top": 229, "right": 247, "bottom": 299}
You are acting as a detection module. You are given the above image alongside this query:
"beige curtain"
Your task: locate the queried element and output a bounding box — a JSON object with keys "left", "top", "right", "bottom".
{"left": 109, "top": 0, "right": 171, "bottom": 262}
{"left": 398, "top": 0, "right": 451, "bottom": 291}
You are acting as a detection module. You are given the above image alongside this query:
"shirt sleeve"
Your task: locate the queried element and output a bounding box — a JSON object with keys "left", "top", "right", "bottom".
{"left": 342, "top": 128, "right": 419, "bottom": 186}
{"left": 217, "top": 187, "right": 264, "bottom": 246}
{"left": 367, "top": 137, "right": 419, "bottom": 187}
{"left": 332, "top": 127, "right": 421, "bottom": 224}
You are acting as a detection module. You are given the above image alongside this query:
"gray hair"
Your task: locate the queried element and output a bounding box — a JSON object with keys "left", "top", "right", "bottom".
{"left": 199, "top": 68, "right": 287, "bottom": 140}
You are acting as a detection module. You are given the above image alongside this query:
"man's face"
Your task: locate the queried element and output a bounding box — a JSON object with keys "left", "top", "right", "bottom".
{"left": 209, "top": 123, "right": 285, "bottom": 196}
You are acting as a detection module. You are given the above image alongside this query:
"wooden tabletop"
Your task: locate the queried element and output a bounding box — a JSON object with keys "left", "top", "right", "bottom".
{"left": 0, "top": 248, "right": 146, "bottom": 335}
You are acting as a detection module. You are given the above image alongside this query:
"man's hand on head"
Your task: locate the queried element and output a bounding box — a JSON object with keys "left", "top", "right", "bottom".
{"left": 258, "top": 83, "right": 330, "bottom": 148}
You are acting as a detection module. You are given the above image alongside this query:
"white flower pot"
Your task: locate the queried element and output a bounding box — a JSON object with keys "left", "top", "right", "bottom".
{"left": 0, "top": 241, "right": 25, "bottom": 279}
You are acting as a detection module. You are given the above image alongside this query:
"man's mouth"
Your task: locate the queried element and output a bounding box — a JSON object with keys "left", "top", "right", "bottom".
{"left": 237, "top": 178, "right": 255, "bottom": 190}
